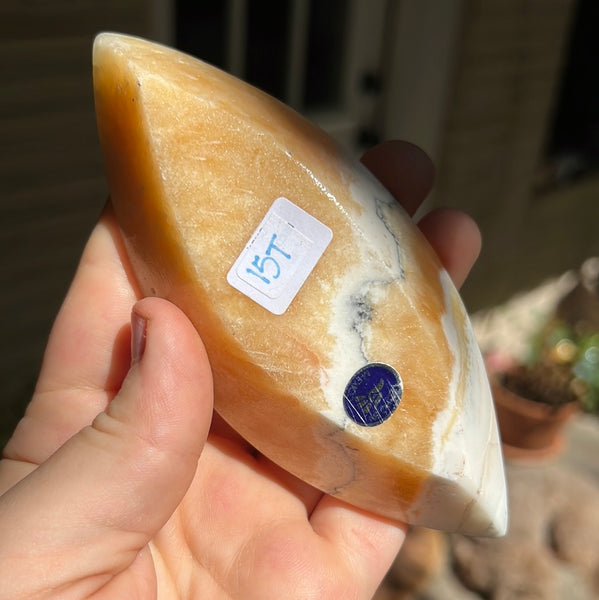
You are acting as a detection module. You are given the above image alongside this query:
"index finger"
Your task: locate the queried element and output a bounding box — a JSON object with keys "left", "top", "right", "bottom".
{"left": 360, "top": 140, "right": 435, "bottom": 217}
{"left": 3, "top": 204, "right": 139, "bottom": 467}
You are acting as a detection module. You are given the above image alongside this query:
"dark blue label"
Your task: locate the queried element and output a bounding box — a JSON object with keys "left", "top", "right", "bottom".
{"left": 343, "top": 363, "right": 403, "bottom": 427}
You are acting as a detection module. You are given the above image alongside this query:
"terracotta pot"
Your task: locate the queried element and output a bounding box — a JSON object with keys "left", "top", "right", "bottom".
{"left": 491, "top": 376, "right": 579, "bottom": 461}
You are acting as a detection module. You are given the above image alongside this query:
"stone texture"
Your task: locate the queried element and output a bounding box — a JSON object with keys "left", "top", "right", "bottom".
{"left": 93, "top": 33, "right": 507, "bottom": 535}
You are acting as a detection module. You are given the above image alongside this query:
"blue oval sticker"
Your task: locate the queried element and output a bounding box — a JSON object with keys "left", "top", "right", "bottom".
{"left": 343, "top": 363, "right": 403, "bottom": 427}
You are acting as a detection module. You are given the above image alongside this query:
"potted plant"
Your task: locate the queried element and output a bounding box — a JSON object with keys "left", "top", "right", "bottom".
{"left": 489, "top": 353, "right": 581, "bottom": 461}
{"left": 488, "top": 260, "right": 599, "bottom": 461}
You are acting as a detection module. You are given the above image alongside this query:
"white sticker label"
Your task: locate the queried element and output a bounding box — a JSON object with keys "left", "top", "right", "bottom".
{"left": 227, "top": 197, "right": 333, "bottom": 314}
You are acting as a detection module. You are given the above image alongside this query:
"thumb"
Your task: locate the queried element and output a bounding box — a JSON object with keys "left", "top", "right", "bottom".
{"left": 0, "top": 297, "right": 213, "bottom": 598}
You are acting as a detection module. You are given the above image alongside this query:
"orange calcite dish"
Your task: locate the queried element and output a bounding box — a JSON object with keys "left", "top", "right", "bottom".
{"left": 93, "top": 33, "right": 507, "bottom": 536}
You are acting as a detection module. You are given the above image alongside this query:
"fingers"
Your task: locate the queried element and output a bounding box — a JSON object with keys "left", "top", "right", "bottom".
{"left": 311, "top": 496, "right": 407, "bottom": 599}
{"left": 417, "top": 207, "right": 482, "bottom": 289}
{"left": 3, "top": 204, "right": 138, "bottom": 468}
{"left": 360, "top": 140, "right": 435, "bottom": 217}
{"left": 37, "top": 202, "right": 137, "bottom": 396}
{"left": 0, "top": 297, "right": 213, "bottom": 598}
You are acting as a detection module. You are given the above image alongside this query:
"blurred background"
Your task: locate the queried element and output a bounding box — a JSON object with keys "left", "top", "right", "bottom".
{"left": 2, "top": 1, "right": 599, "bottom": 598}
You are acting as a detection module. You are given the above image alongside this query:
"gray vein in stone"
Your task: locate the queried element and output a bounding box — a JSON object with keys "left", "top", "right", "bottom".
{"left": 348, "top": 279, "right": 393, "bottom": 362}
{"left": 373, "top": 193, "right": 406, "bottom": 280}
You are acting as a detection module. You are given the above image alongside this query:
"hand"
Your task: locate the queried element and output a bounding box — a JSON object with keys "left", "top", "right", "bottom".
{"left": 0, "top": 141, "right": 480, "bottom": 599}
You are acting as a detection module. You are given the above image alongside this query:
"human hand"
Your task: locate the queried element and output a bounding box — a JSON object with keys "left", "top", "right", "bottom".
{"left": 0, "top": 141, "right": 480, "bottom": 599}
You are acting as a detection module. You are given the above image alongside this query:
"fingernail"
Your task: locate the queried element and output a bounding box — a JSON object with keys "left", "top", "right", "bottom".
{"left": 131, "top": 311, "right": 147, "bottom": 365}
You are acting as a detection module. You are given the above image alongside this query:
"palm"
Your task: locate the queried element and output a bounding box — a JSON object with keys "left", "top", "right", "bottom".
{"left": 155, "top": 431, "right": 392, "bottom": 598}
{"left": 3, "top": 210, "right": 401, "bottom": 599}
{"left": 0, "top": 142, "right": 480, "bottom": 599}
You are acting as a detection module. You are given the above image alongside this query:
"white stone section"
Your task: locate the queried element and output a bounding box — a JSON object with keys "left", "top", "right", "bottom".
{"left": 409, "top": 271, "right": 508, "bottom": 535}
{"left": 316, "top": 166, "right": 408, "bottom": 432}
